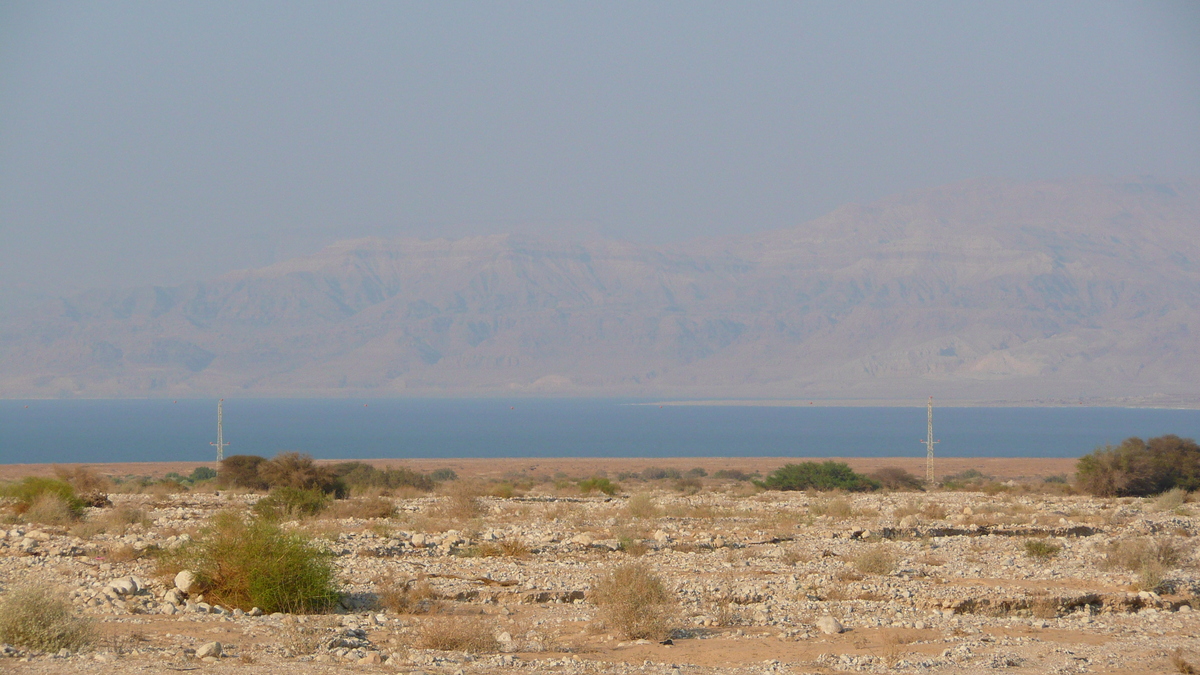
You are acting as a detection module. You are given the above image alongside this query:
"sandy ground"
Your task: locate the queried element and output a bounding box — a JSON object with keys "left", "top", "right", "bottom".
{"left": 0, "top": 456, "right": 1077, "bottom": 482}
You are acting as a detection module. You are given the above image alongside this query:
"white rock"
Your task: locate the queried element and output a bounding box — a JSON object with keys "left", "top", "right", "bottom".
{"left": 174, "top": 570, "right": 197, "bottom": 594}
{"left": 816, "top": 616, "right": 844, "bottom": 634}
{"left": 196, "top": 642, "right": 222, "bottom": 658}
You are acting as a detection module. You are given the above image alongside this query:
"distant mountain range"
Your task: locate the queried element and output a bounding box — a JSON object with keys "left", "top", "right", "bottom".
{"left": 3, "top": 176, "right": 1198, "bottom": 403}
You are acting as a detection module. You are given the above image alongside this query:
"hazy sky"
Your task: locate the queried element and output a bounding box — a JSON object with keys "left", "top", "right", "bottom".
{"left": 2, "top": 1, "right": 1198, "bottom": 302}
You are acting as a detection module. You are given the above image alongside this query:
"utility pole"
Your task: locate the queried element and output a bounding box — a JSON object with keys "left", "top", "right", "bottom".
{"left": 210, "top": 398, "right": 228, "bottom": 470}
{"left": 919, "top": 396, "right": 939, "bottom": 485}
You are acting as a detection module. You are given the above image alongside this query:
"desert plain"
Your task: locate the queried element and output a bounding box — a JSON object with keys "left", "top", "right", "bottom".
{"left": 0, "top": 456, "right": 1195, "bottom": 675}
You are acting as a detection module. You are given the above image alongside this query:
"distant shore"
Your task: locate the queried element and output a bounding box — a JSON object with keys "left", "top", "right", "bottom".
{"left": 0, "top": 456, "right": 1077, "bottom": 482}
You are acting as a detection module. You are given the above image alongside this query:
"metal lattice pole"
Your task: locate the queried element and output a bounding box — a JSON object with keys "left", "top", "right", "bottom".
{"left": 919, "top": 396, "right": 939, "bottom": 485}
{"left": 210, "top": 398, "right": 228, "bottom": 470}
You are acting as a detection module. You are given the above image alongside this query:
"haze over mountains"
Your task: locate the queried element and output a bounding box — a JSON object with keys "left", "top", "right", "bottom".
{"left": 3, "top": 176, "right": 1198, "bottom": 402}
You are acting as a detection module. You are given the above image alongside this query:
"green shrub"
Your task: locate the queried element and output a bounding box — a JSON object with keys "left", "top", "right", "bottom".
{"left": 1023, "top": 539, "right": 1061, "bottom": 560}
{"left": 641, "top": 467, "right": 681, "bottom": 481}
{"left": 0, "top": 585, "right": 94, "bottom": 651}
{"left": 592, "top": 563, "right": 677, "bottom": 640}
{"left": 218, "top": 455, "right": 269, "bottom": 490}
{"left": 579, "top": 477, "right": 619, "bottom": 495}
{"left": 253, "top": 487, "right": 330, "bottom": 519}
{"left": 1076, "top": 435, "right": 1200, "bottom": 497}
{"left": 713, "top": 469, "right": 753, "bottom": 481}
{"left": 162, "top": 512, "right": 340, "bottom": 613}
{"left": 756, "top": 462, "right": 880, "bottom": 492}
{"left": 685, "top": 467, "right": 708, "bottom": 478}
{"left": 1, "top": 477, "right": 85, "bottom": 517}
{"left": 429, "top": 468, "right": 458, "bottom": 482}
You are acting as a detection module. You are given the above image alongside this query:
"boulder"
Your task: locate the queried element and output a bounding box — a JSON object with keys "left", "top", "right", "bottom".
{"left": 196, "top": 641, "right": 222, "bottom": 658}
{"left": 816, "top": 616, "right": 844, "bottom": 635}
{"left": 174, "top": 570, "right": 197, "bottom": 594}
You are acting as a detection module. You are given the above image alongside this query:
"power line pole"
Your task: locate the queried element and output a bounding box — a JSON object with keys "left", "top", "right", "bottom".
{"left": 919, "top": 396, "right": 939, "bottom": 485}
{"left": 210, "top": 398, "right": 228, "bottom": 470}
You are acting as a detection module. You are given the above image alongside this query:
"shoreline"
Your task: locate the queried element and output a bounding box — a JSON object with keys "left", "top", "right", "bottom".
{"left": 0, "top": 456, "right": 1078, "bottom": 482}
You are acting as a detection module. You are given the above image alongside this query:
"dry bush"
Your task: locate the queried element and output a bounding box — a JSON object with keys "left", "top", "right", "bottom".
{"left": 1155, "top": 488, "right": 1189, "bottom": 512}
{"left": 626, "top": 493, "right": 661, "bottom": 519}
{"left": 24, "top": 493, "right": 81, "bottom": 525}
{"left": 378, "top": 578, "right": 443, "bottom": 614}
{"left": 1173, "top": 649, "right": 1198, "bottom": 675}
{"left": 881, "top": 630, "right": 916, "bottom": 666}
{"left": 1103, "top": 537, "right": 1185, "bottom": 593}
{"left": 1103, "top": 537, "right": 1183, "bottom": 571}
{"left": 53, "top": 466, "right": 111, "bottom": 496}
{"left": 811, "top": 497, "right": 854, "bottom": 519}
{"left": 871, "top": 467, "right": 925, "bottom": 491}
{"left": 416, "top": 616, "right": 499, "bottom": 653}
{"left": 0, "top": 585, "right": 94, "bottom": 651}
{"left": 435, "top": 482, "right": 487, "bottom": 520}
{"left": 104, "top": 544, "right": 146, "bottom": 563}
{"left": 852, "top": 546, "right": 895, "bottom": 575}
{"left": 591, "top": 563, "right": 677, "bottom": 640}
{"left": 324, "top": 497, "right": 396, "bottom": 520}
{"left": 279, "top": 616, "right": 335, "bottom": 656}
{"left": 498, "top": 539, "right": 531, "bottom": 557}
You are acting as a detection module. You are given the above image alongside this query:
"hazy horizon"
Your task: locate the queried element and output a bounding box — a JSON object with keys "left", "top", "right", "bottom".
{"left": 3, "top": 2, "right": 1199, "bottom": 304}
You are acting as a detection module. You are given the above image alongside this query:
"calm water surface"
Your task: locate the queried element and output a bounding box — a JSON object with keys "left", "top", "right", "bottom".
{"left": 2, "top": 399, "right": 1199, "bottom": 464}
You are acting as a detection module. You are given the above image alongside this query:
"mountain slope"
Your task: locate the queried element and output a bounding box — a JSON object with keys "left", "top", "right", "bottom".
{"left": 2, "top": 176, "right": 1197, "bottom": 401}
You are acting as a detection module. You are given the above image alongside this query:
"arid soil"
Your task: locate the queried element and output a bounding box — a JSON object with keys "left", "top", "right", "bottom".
{"left": 0, "top": 459, "right": 1195, "bottom": 674}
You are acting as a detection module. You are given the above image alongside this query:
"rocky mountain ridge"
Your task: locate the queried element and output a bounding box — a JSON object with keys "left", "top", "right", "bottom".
{"left": 2, "top": 175, "right": 1198, "bottom": 401}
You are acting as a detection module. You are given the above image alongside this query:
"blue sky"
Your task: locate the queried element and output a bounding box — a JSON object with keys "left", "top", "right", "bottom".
{"left": 2, "top": 1, "right": 1198, "bottom": 301}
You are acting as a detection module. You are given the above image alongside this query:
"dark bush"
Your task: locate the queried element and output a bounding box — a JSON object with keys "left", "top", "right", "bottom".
{"left": 218, "top": 455, "right": 269, "bottom": 490}
{"left": 685, "top": 467, "right": 708, "bottom": 478}
{"left": 713, "top": 469, "right": 753, "bottom": 481}
{"left": 1076, "top": 435, "right": 1200, "bottom": 497}
{"left": 641, "top": 467, "right": 681, "bottom": 480}
{"left": 870, "top": 466, "right": 925, "bottom": 491}
{"left": 429, "top": 468, "right": 458, "bottom": 482}
{"left": 756, "top": 462, "right": 880, "bottom": 492}
{"left": 257, "top": 452, "right": 341, "bottom": 494}
{"left": 189, "top": 466, "right": 218, "bottom": 483}
{"left": 332, "top": 462, "right": 434, "bottom": 492}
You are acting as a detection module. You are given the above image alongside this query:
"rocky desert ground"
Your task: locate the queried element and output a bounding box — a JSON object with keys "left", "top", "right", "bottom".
{"left": 0, "top": 458, "right": 1196, "bottom": 675}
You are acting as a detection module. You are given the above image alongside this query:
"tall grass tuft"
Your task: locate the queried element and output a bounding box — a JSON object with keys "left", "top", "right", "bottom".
{"left": 0, "top": 585, "right": 94, "bottom": 651}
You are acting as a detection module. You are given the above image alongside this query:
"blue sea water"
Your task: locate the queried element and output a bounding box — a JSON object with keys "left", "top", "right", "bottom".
{"left": 1, "top": 399, "right": 1199, "bottom": 465}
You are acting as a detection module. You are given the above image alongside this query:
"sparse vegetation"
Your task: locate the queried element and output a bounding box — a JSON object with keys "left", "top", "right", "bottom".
{"left": 160, "top": 512, "right": 340, "bottom": 613}
{"left": 1023, "top": 539, "right": 1061, "bottom": 560}
{"left": 579, "top": 476, "right": 619, "bottom": 495}
{"left": 626, "top": 493, "right": 660, "bottom": 519}
{"left": 757, "top": 462, "right": 880, "bottom": 492}
{"left": 332, "top": 462, "right": 434, "bottom": 493}
{"left": 417, "top": 615, "right": 500, "bottom": 653}
{"left": 592, "top": 563, "right": 677, "bottom": 640}
{"left": 852, "top": 546, "right": 895, "bottom": 575}
{"left": 0, "top": 585, "right": 94, "bottom": 651}
{"left": 378, "top": 578, "right": 442, "bottom": 614}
